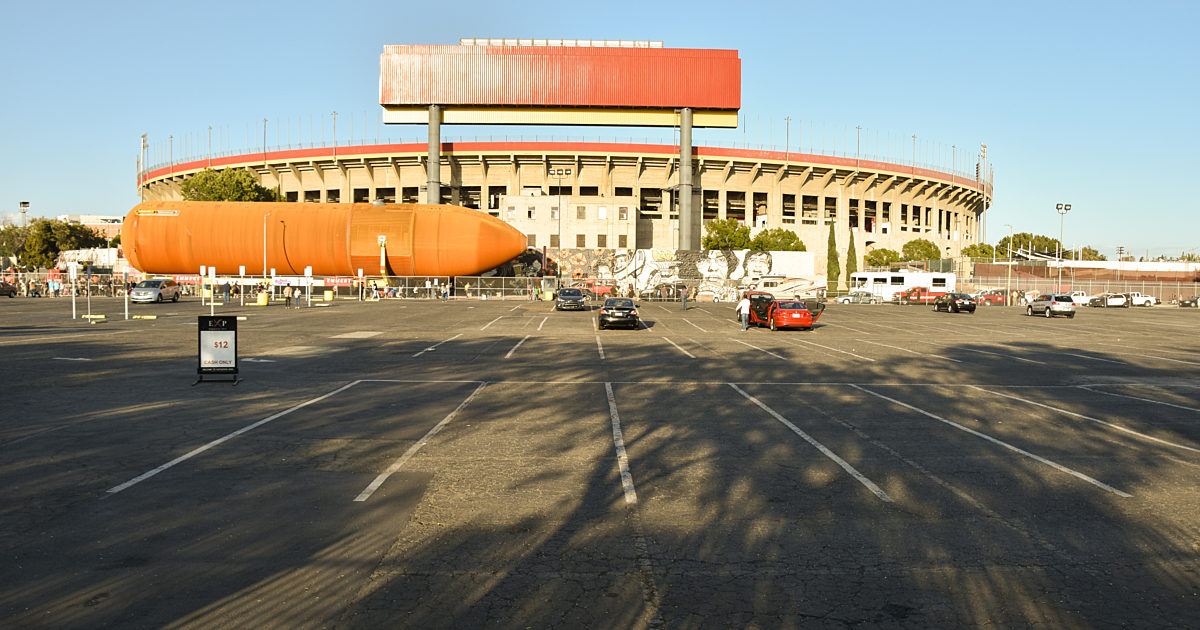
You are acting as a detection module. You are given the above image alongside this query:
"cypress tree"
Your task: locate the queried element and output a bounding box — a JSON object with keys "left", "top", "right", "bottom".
{"left": 846, "top": 233, "right": 858, "bottom": 278}
{"left": 826, "top": 221, "right": 840, "bottom": 291}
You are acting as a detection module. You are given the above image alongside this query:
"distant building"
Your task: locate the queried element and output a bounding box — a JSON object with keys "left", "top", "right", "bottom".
{"left": 56, "top": 214, "right": 123, "bottom": 240}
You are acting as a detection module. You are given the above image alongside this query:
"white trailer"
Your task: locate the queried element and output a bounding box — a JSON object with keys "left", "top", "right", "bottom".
{"left": 849, "top": 271, "right": 956, "bottom": 302}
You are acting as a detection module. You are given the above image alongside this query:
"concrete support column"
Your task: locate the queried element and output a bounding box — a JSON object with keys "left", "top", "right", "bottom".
{"left": 426, "top": 105, "right": 441, "bottom": 204}
{"left": 679, "top": 107, "right": 696, "bottom": 249}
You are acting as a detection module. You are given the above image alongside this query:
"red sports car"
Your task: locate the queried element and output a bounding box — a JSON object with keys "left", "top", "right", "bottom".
{"left": 742, "top": 291, "right": 825, "bottom": 331}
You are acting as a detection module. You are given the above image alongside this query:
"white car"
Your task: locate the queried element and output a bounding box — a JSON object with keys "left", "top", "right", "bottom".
{"left": 1068, "top": 291, "right": 1093, "bottom": 305}
{"left": 1089, "top": 293, "right": 1128, "bottom": 308}
{"left": 836, "top": 291, "right": 882, "bottom": 304}
{"left": 1125, "top": 292, "right": 1156, "bottom": 307}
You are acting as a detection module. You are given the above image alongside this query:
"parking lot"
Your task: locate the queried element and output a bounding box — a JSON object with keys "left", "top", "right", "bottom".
{"left": 2, "top": 296, "right": 1198, "bottom": 628}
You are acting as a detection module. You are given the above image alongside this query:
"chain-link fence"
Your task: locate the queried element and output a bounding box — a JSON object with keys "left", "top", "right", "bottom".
{"left": 966, "top": 277, "right": 1196, "bottom": 305}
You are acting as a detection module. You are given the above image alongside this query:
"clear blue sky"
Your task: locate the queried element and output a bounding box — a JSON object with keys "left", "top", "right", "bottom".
{"left": 2, "top": 0, "right": 1196, "bottom": 258}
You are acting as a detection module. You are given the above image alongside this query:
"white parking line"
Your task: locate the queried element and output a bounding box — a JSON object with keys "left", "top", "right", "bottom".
{"left": 952, "top": 346, "right": 1045, "bottom": 364}
{"left": 858, "top": 339, "right": 962, "bottom": 362}
{"left": 107, "top": 380, "right": 362, "bottom": 495}
{"left": 0, "top": 330, "right": 134, "bottom": 346}
{"left": 823, "top": 323, "right": 873, "bottom": 334}
{"left": 505, "top": 335, "right": 531, "bottom": 359}
{"left": 682, "top": 318, "right": 708, "bottom": 332}
{"left": 1058, "top": 352, "right": 1126, "bottom": 365}
{"left": 729, "top": 384, "right": 891, "bottom": 502}
{"left": 538, "top": 317, "right": 547, "bottom": 331}
{"left": 785, "top": 338, "right": 876, "bottom": 362}
{"left": 413, "top": 333, "right": 462, "bottom": 358}
{"left": 596, "top": 335, "right": 606, "bottom": 360}
{"left": 1079, "top": 385, "right": 1200, "bottom": 413}
{"left": 733, "top": 338, "right": 788, "bottom": 360}
{"left": 604, "top": 382, "right": 638, "bottom": 504}
{"left": 602, "top": 382, "right": 664, "bottom": 625}
{"left": 480, "top": 317, "right": 503, "bottom": 331}
{"left": 355, "top": 382, "right": 488, "bottom": 502}
{"left": 509, "top": 304, "right": 523, "bottom": 311}
{"left": 852, "top": 385, "right": 1131, "bottom": 497}
{"left": 661, "top": 337, "right": 695, "bottom": 358}
{"left": 970, "top": 385, "right": 1200, "bottom": 453}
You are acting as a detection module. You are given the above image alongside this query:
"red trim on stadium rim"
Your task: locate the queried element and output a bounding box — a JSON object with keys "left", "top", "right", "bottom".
{"left": 141, "top": 141, "right": 991, "bottom": 195}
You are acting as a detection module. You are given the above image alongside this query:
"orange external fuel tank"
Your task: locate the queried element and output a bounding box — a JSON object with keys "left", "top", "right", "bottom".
{"left": 122, "top": 201, "right": 528, "bottom": 277}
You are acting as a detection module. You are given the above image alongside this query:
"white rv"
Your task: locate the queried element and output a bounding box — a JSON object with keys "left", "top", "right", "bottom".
{"left": 753, "top": 276, "right": 827, "bottom": 299}
{"left": 848, "top": 271, "right": 956, "bottom": 302}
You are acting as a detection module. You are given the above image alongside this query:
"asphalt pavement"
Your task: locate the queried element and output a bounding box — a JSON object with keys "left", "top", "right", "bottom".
{"left": 1, "top": 294, "right": 1198, "bottom": 628}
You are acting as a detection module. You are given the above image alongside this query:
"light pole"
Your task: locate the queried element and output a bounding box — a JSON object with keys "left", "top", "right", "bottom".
{"left": 856, "top": 125, "right": 862, "bottom": 168}
{"left": 552, "top": 168, "right": 571, "bottom": 254}
{"left": 1056, "top": 203, "right": 1071, "bottom": 289}
{"left": 1005, "top": 223, "right": 1014, "bottom": 305}
{"left": 784, "top": 116, "right": 790, "bottom": 164}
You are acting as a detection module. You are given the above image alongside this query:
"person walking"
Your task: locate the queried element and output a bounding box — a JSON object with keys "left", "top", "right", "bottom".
{"left": 284, "top": 286, "right": 293, "bottom": 309}
{"left": 736, "top": 292, "right": 751, "bottom": 331}
{"left": 681, "top": 286, "right": 689, "bottom": 311}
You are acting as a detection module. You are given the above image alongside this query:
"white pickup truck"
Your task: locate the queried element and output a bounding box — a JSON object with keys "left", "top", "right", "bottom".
{"left": 1068, "top": 291, "right": 1093, "bottom": 305}
{"left": 1125, "top": 292, "right": 1156, "bottom": 307}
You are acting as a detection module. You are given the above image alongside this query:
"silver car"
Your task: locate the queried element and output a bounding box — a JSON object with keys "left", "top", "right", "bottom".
{"left": 130, "top": 278, "right": 182, "bottom": 303}
{"left": 1027, "top": 294, "right": 1075, "bottom": 318}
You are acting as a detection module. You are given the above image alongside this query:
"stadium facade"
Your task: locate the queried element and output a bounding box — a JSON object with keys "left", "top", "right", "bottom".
{"left": 137, "top": 138, "right": 993, "bottom": 272}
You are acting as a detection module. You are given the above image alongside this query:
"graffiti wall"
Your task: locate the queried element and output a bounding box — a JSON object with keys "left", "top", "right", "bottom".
{"left": 509, "top": 249, "right": 817, "bottom": 301}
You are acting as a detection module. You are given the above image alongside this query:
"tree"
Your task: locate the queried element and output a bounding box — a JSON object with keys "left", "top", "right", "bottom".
{"left": 826, "top": 221, "right": 839, "bottom": 291}
{"left": 180, "top": 168, "right": 281, "bottom": 202}
{"left": 901, "top": 238, "right": 941, "bottom": 261}
{"left": 997, "top": 232, "right": 1062, "bottom": 257}
{"left": 960, "top": 243, "right": 994, "bottom": 259}
{"left": 749, "top": 228, "right": 805, "bottom": 251}
{"left": 702, "top": 218, "right": 750, "bottom": 250}
{"left": 864, "top": 248, "right": 901, "bottom": 267}
{"left": 109, "top": 233, "right": 122, "bottom": 248}
{"left": 18, "top": 219, "right": 107, "bottom": 269}
{"left": 0, "top": 224, "right": 30, "bottom": 258}
{"left": 845, "top": 234, "right": 857, "bottom": 278}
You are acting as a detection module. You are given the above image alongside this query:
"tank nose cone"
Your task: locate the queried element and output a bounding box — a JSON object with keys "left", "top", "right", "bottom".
{"left": 410, "top": 206, "right": 530, "bottom": 277}
{"left": 473, "top": 218, "right": 529, "bottom": 272}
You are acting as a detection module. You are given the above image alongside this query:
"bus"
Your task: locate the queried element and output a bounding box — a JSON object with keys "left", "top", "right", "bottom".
{"left": 848, "top": 271, "right": 955, "bottom": 302}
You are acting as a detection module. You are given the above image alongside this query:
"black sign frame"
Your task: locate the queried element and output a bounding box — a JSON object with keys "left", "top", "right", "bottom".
{"left": 196, "top": 315, "right": 240, "bottom": 385}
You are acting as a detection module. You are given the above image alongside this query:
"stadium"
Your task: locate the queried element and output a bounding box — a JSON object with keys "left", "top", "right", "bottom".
{"left": 136, "top": 40, "right": 994, "bottom": 287}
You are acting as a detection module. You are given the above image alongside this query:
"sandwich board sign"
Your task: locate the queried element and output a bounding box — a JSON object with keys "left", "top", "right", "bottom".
{"left": 196, "top": 315, "right": 239, "bottom": 384}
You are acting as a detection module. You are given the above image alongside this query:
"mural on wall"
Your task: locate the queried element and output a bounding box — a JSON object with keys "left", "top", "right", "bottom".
{"left": 507, "top": 248, "right": 818, "bottom": 301}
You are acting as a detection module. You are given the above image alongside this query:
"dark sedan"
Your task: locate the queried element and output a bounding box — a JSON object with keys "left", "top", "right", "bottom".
{"left": 0, "top": 281, "right": 16, "bottom": 297}
{"left": 598, "top": 298, "right": 640, "bottom": 330}
{"left": 1180, "top": 296, "right": 1199, "bottom": 308}
{"left": 933, "top": 292, "right": 977, "bottom": 313}
{"left": 555, "top": 287, "right": 587, "bottom": 311}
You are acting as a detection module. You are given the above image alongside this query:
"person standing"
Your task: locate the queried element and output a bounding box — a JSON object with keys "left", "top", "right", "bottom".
{"left": 284, "top": 286, "right": 292, "bottom": 309}
{"left": 293, "top": 286, "right": 302, "bottom": 308}
{"left": 736, "top": 292, "right": 751, "bottom": 331}
{"left": 681, "top": 286, "right": 689, "bottom": 311}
